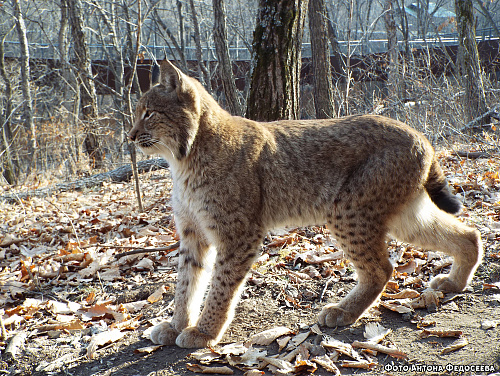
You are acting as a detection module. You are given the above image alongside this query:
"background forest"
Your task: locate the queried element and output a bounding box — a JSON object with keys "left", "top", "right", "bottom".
{"left": 0, "top": 0, "right": 499, "bottom": 184}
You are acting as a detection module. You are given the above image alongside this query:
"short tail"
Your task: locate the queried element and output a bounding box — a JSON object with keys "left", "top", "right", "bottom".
{"left": 425, "top": 158, "right": 462, "bottom": 214}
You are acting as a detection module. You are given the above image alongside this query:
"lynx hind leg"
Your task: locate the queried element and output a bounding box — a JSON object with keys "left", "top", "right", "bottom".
{"left": 150, "top": 226, "right": 212, "bottom": 345}
{"left": 389, "top": 191, "right": 483, "bottom": 292}
{"left": 320, "top": 219, "right": 393, "bottom": 327}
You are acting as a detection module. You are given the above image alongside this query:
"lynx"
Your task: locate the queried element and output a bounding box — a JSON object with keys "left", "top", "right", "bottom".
{"left": 129, "top": 60, "right": 483, "bottom": 349}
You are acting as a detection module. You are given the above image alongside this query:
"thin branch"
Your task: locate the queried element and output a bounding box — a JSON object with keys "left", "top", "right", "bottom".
{"left": 114, "top": 241, "right": 180, "bottom": 259}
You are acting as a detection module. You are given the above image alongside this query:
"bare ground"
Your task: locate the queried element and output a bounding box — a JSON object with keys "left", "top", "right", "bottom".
{"left": 1, "top": 147, "right": 500, "bottom": 376}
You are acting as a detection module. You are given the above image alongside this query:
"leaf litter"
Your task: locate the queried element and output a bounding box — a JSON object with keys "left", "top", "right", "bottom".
{"left": 0, "top": 148, "right": 499, "bottom": 374}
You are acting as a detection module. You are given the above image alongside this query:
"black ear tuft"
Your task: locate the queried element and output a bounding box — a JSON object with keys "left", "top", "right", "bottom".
{"left": 151, "top": 64, "right": 160, "bottom": 87}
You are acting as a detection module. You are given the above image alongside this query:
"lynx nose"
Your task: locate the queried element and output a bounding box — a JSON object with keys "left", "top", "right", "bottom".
{"left": 128, "top": 128, "right": 138, "bottom": 142}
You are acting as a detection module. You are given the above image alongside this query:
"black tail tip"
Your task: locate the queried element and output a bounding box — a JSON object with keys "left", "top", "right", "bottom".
{"left": 432, "top": 191, "right": 462, "bottom": 215}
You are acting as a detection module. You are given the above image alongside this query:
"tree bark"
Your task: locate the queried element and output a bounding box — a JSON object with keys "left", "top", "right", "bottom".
{"left": 12, "top": 0, "right": 37, "bottom": 170}
{"left": 0, "top": 29, "right": 17, "bottom": 184}
{"left": 247, "top": 0, "right": 309, "bottom": 121}
{"left": 213, "top": 0, "right": 243, "bottom": 116}
{"left": 308, "top": 0, "right": 334, "bottom": 119}
{"left": 472, "top": 0, "right": 500, "bottom": 41}
{"left": 188, "top": 0, "right": 211, "bottom": 91}
{"left": 59, "top": 0, "right": 80, "bottom": 172}
{"left": 454, "top": 0, "right": 489, "bottom": 124}
{"left": 67, "top": 0, "right": 104, "bottom": 169}
{"left": 123, "top": 0, "right": 144, "bottom": 213}
{"left": 383, "top": 0, "right": 401, "bottom": 108}
{"left": 325, "top": 7, "right": 346, "bottom": 94}
{"left": 153, "top": 8, "right": 187, "bottom": 69}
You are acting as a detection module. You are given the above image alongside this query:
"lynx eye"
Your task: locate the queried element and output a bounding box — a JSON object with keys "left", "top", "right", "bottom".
{"left": 143, "top": 110, "right": 156, "bottom": 121}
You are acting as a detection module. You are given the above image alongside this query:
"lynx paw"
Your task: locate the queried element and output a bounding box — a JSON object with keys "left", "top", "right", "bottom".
{"left": 318, "top": 304, "right": 359, "bottom": 327}
{"left": 429, "top": 274, "right": 465, "bottom": 292}
{"left": 150, "top": 322, "right": 179, "bottom": 345}
{"left": 175, "top": 327, "right": 215, "bottom": 349}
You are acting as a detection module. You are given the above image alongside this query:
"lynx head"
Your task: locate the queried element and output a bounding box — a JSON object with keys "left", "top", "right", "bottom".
{"left": 129, "top": 60, "right": 202, "bottom": 161}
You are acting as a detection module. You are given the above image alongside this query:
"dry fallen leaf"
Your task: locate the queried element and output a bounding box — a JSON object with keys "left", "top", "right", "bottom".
{"left": 312, "top": 354, "right": 341, "bottom": 375}
{"left": 134, "top": 345, "right": 162, "bottom": 354}
{"left": 147, "top": 286, "right": 168, "bottom": 303}
{"left": 36, "top": 319, "right": 85, "bottom": 332}
{"left": 304, "top": 250, "right": 344, "bottom": 264}
{"left": 395, "top": 259, "right": 418, "bottom": 274}
{"left": 218, "top": 342, "right": 248, "bottom": 356}
{"left": 87, "top": 329, "right": 126, "bottom": 359}
{"left": 483, "top": 282, "right": 500, "bottom": 290}
{"left": 382, "top": 288, "right": 420, "bottom": 299}
{"left": 276, "top": 335, "right": 291, "bottom": 351}
{"left": 190, "top": 348, "right": 222, "bottom": 364}
{"left": 363, "top": 322, "right": 391, "bottom": 343}
{"left": 119, "top": 300, "right": 149, "bottom": 313}
{"left": 244, "top": 326, "right": 293, "bottom": 347}
{"left": 380, "top": 300, "right": 413, "bottom": 314}
{"left": 410, "top": 289, "right": 443, "bottom": 309}
{"left": 134, "top": 258, "right": 155, "bottom": 271}
{"left": 481, "top": 319, "right": 499, "bottom": 329}
{"left": 260, "top": 356, "right": 294, "bottom": 374}
{"left": 321, "top": 338, "right": 363, "bottom": 361}
{"left": 243, "top": 370, "right": 264, "bottom": 376}
{"left": 292, "top": 358, "right": 317, "bottom": 375}
{"left": 441, "top": 336, "right": 468, "bottom": 354}
{"left": 227, "top": 347, "right": 267, "bottom": 367}
{"left": 419, "top": 329, "right": 463, "bottom": 339}
{"left": 285, "top": 330, "right": 310, "bottom": 350}
{"left": 0, "top": 234, "right": 23, "bottom": 247}
{"left": 186, "top": 363, "right": 234, "bottom": 375}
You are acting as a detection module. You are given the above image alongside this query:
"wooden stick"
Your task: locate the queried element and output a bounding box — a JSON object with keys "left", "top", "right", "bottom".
{"left": 352, "top": 340, "right": 408, "bottom": 359}
{"left": 114, "top": 241, "right": 180, "bottom": 259}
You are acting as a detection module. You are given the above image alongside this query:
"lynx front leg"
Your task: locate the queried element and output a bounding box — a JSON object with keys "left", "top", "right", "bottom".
{"left": 175, "top": 241, "right": 260, "bottom": 348}
{"left": 150, "top": 225, "right": 211, "bottom": 345}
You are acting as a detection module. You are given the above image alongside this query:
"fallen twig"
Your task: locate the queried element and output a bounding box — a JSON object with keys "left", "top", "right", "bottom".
{"left": 351, "top": 340, "right": 408, "bottom": 359}
{"left": 1, "top": 158, "right": 169, "bottom": 203}
{"left": 460, "top": 105, "right": 500, "bottom": 132}
{"left": 453, "top": 150, "right": 492, "bottom": 159}
{"left": 114, "top": 241, "right": 180, "bottom": 259}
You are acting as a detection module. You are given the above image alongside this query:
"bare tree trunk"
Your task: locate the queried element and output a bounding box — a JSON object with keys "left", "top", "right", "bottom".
{"left": 326, "top": 7, "right": 346, "bottom": 116}
{"left": 454, "top": 0, "right": 489, "bottom": 124}
{"left": 124, "top": 0, "right": 144, "bottom": 213}
{"left": 383, "top": 0, "right": 401, "bottom": 111}
{"left": 212, "top": 0, "right": 242, "bottom": 116}
{"left": 123, "top": 3, "right": 142, "bottom": 98}
{"left": 394, "top": 0, "right": 410, "bottom": 101}
{"left": 67, "top": 0, "right": 104, "bottom": 169}
{"left": 247, "top": 0, "right": 309, "bottom": 121}
{"left": 59, "top": 0, "right": 80, "bottom": 172}
{"left": 188, "top": 0, "right": 211, "bottom": 91}
{"left": 92, "top": 0, "right": 126, "bottom": 162}
{"left": 308, "top": 0, "right": 334, "bottom": 119}
{"left": 472, "top": 0, "right": 500, "bottom": 40}
{"left": 177, "top": 0, "right": 186, "bottom": 57}
{"left": 0, "top": 29, "right": 17, "bottom": 184}
{"left": 12, "top": 0, "right": 37, "bottom": 172}
{"left": 153, "top": 8, "right": 187, "bottom": 69}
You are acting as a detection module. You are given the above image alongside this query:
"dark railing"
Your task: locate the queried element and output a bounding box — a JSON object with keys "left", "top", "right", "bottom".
{"left": 2, "top": 27, "right": 498, "bottom": 61}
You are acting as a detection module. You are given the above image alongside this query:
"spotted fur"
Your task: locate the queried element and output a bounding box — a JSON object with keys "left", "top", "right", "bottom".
{"left": 128, "top": 60, "right": 483, "bottom": 349}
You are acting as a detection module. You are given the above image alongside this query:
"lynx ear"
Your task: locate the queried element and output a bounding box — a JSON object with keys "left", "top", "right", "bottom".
{"left": 159, "top": 60, "right": 185, "bottom": 94}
